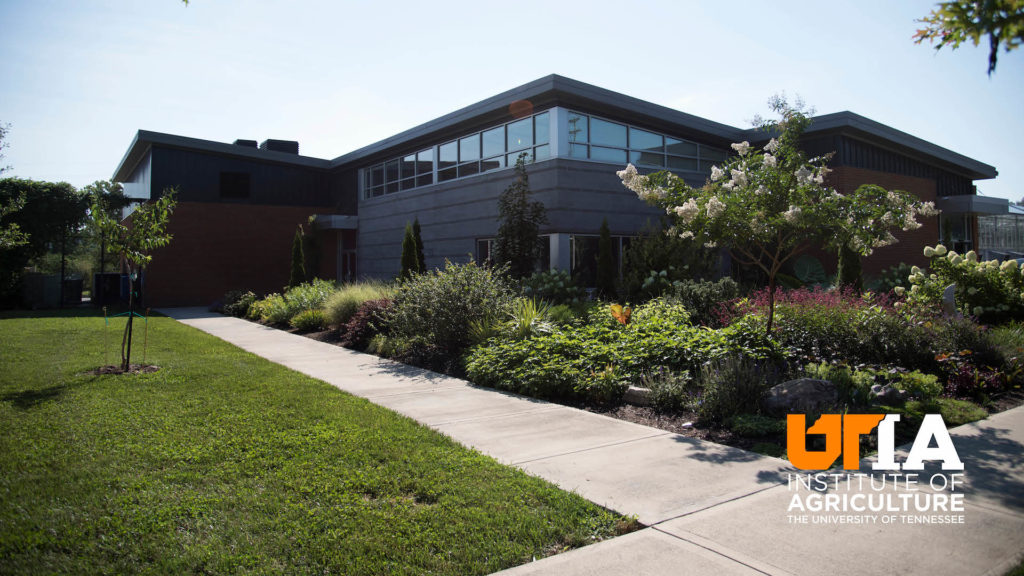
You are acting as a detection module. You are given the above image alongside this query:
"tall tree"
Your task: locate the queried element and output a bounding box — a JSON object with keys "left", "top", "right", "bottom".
{"left": 412, "top": 217, "right": 426, "bottom": 273}
{"left": 92, "top": 189, "right": 176, "bottom": 371}
{"left": 914, "top": 0, "right": 1024, "bottom": 74}
{"left": 619, "top": 96, "right": 938, "bottom": 335}
{"left": 83, "top": 180, "right": 132, "bottom": 274}
{"left": 494, "top": 153, "right": 547, "bottom": 279}
{"left": 289, "top": 226, "right": 305, "bottom": 288}
{"left": 596, "top": 218, "right": 615, "bottom": 297}
{"left": 0, "top": 124, "right": 28, "bottom": 251}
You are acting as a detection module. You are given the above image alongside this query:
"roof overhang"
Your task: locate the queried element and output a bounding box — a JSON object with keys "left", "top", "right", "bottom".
{"left": 112, "top": 130, "right": 332, "bottom": 182}
{"left": 936, "top": 194, "right": 1009, "bottom": 215}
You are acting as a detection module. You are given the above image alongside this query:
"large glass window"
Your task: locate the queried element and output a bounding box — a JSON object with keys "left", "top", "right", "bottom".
{"left": 590, "top": 118, "right": 627, "bottom": 147}
{"left": 507, "top": 118, "right": 532, "bottom": 151}
{"left": 482, "top": 127, "right": 504, "bottom": 158}
{"left": 630, "top": 127, "right": 662, "bottom": 152}
{"left": 534, "top": 112, "right": 550, "bottom": 145}
{"left": 459, "top": 134, "right": 480, "bottom": 162}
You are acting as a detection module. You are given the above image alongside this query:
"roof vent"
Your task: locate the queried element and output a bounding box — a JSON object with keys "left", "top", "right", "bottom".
{"left": 259, "top": 139, "right": 299, "bottom": 154}
{"left": 233, "top": 139, "right": 258, "bottom": 148}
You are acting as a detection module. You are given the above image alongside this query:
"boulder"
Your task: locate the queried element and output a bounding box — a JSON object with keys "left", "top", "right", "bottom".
{"left": 623, "top": 385, "right": 652, "bottom": 406}
{"left": 870, "top": 383, "right": 908, "bottom": 404}
{"left": 764, "top": 378, "right": 837, "bottom": 414}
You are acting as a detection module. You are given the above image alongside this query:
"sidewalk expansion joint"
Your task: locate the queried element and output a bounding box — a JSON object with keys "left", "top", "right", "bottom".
{"left": 651, "top": 527, "right": 790, "bottom": 576}
{"left": 646, "top": 482, "right": 787, "bottom": 527}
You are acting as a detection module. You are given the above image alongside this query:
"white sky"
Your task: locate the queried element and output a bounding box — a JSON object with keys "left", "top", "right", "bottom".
{"left": 1, "top": 0, "right": 1021, "bottom": 201}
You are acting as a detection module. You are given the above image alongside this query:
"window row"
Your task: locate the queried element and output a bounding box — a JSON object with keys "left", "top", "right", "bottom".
{"left": 566, "top": 111, "right": 727, "bottom": 172}
{"left": 475, "top": 234, "right": 631, "bottom": 286}
{"left": 364, "top": 112, "right": 550, "bottom": 198}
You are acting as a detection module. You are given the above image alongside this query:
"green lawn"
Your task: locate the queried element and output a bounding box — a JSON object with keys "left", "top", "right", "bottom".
{"left": 0, "top": 310, "right": 632, "bottom": 575}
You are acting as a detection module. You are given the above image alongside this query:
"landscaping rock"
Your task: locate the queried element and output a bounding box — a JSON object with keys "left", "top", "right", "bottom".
{"left": 763, "top": 379, "right": 837, "bottom": 414}
{"left": 870, "top": 383, "right": 908, "bottom": 404}
{"left": 942, "top": 283, "right": 957, "bottom": 316}
{"left": 623, "top": 385, "right": 652, "bottom": 407}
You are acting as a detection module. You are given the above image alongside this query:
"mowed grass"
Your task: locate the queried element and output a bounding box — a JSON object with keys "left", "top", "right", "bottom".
{"left": 0, "top": 310, "right": 630, "bottom": 575}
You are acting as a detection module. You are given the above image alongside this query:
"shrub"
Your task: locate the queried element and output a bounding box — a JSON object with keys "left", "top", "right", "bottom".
{"left": 282, "top": 278, "right": 336, "bottom": 318}
{"left": 254, "top": 293, "right": 290, "bottom": 324}
{"left": 338, "top": 298, "right": 392, "bottom": 350}
{"left": 385, "top": 260, "right": 516, "bottom": 360}
{"left": 668, "top": 278, "right": 739, "bottom": 326}
{"left": 508, "top": 298, "right": 555, "bottom": 340}
{"left": 580, "top": 365, "right": 628, "bottom": 404}
{"left": 868, "top": 262, "right": 914, "bottom": 295}
{"left": 641, "top": 368, "right": 694, "bottom": 413}
{"left": 290, "top": 308, "right": 326, "bottom": 331}
{"left": 693, "top": 355, "right": 782, "bottom": 424}
{"left": 631, "top": 297, "right": 691, "bottom": 325}
{"left": 324, "top": 281, "right": 393, "bottom": 328}
{"left": 218, "top": 289, "right": 257, "bottom": 318}
{"left": 903, "top": 244, "right": 1024, "bottom": 322}
{"left": 619, "top": 222, "right": 717, "bottom": 302}
{"left": 521, "top": 269, "right": 586, "bottom": 306}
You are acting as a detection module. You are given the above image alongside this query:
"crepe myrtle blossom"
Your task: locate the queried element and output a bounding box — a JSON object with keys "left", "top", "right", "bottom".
{"left": 731, "top": 141, "right": 751, "bottom": 156}
{"left": 764, "top": 138, "right": 779, "bottom": 153}
{"left": 706, "top": 197, "right": 726, "bottom": 218}
{"left": 762, "top": 154, "right": 777, "bottom": 168}
{"left": 710, "top": 165, "right": 725, "bottom": 181}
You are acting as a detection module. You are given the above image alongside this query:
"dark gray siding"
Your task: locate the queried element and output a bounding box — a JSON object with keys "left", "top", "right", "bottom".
{"left": 356, "top": 158, "right": 683, "bottom": 278}
{"left": 150, "top": 147, "right": 336, "bottom": 207}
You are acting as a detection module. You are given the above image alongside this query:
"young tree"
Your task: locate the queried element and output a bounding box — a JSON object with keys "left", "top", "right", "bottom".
{"left": 412, "top": 217, "right": 426, "bottom": 273}
{"left": 400, "top": 221, "right": 419, "bottom": 279}
{"left": 494, "top": 153, "right": 547, "bottom": 279}
{"left": 92, "top": 189, "right": 176, "bottom": 371}
{"left": 596, "top": 218, "right": 615, "bottom": 297}
{"left": 914, "top": 0, "right": 1024, "bottom": 75}
{"left": 289, "top": 226, "right": 305, "bottom": 288}
{"left": 618, "top": 97, "right": 937, "bottom": 335}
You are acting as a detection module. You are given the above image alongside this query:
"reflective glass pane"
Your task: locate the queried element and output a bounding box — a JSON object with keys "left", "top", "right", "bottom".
{"left": 508, "top": 150, "right": 533, "bottom": 165}
{"left": 385, "top": 160, "right": 399, "bottom": 183}
{"left": 630, "top": 128, "right": 662, "bottom": 152}
{"left": 702, "top": 147, "right": 727, "bottom": 161}
{"left": 567, "top": 112, "right": 588, "bottom": 143}
{"left": 630, "top": 150, "right": 664, "bottom": 167}
{"left": 668, "top": 156, "right": 699, "bottom": 171}
{"left": 507, "top": 118, "right": 532, "bottom": 151}
{"left": 481, "top": 156, "right": 505, "bottom": 173}
{"left": 534, "top": 112, "right": 549, "bottom": 145}
{"left": 416, "top": 173, "right": 433, "bottom": 187}
{"left": 569, "top": 143, "right": 588, "bottom": 159}
{"left": 416, "top": 148, "right": 433, "bottom": 175}
{"left": 459, "top": 134, "right": 480, "bottom": 162}
{"left": 439, "top": 141, "right": 457, "bottom": 169}
{"left": 386, "top": 182, "right": 399, "bottom": 194}
{"left": 459, "top": 162, "right": 480, "bottom": 178}
{"left": 371, "top": 186, "right": 384, "bottom": 198}
{"left": 482, "top": 127, "right": 504, "bottom": 158}
{"left": 534, "top": 144, "right": 550, "bottom": 161}
{"left": 438, "top": 167, "right": 457, "bottom": 182}
{"left": 401, "top": 154, "right": 416, "bottom": 179}
{"left": 400, "top": 178, "right": 416, "bottom": 191}
{"left": 590, "top": 146, "right": 627, "bottom": 163}
{"left": 371, "top": 165, "right": 384, "bottom": 187}
{"left": 590, "top": 118, "right": 626, "bottom": 147}
{"left": 699, "top": 160, "right": 719, "bottom": 172}
{"left": 666, "top": 137, "right": 698, "bottom": 156}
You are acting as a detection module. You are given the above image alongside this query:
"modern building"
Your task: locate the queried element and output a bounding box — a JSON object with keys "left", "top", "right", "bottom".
{"left": 112, "top": 74, "right": 1000, "bottom": 306}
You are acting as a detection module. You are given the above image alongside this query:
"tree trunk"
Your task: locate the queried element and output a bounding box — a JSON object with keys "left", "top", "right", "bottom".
{"left": 122, "top": 273, "right": 135, "bottom": 371}
{"left": 766, "top": 272, "right": 777, "bottom": 336}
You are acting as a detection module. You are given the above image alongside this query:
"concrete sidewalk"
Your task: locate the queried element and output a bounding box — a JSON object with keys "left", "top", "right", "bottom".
{"left": 163, "top": 308, "right": 1024, "bottom": 576}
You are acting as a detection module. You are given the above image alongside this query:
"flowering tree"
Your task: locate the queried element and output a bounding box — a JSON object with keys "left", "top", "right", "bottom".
{"left": 618, "top": 98, "right": 938, "bottom": 334}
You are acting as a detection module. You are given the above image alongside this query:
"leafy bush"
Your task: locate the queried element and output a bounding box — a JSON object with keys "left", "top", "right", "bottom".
{"left": 339, "top": 298, "right": 392, "bottom": 350}
{"left": 803, "top": 362, "right": 875, "bottom": 406}
{"left": 521, "top": 269, "right": 586, "bottom": 306}
{"left": 631, "top": 297, "right": 691, "bottom": 325}
{"left": 251, "top": 293, "right": 289, "bottom": 324}
{"left": 580, "top": 365, "right": 628, "bottom": 404}
{"left": 218, "top": 289, "right": 257, "bottom": 318}
{"left": 668, "top": 278, "right": 739, "bottom": 326}
{"left": 868, "top": 262, "right": 914, "bottom": 295}
{"left": 324, "top": 281, "right": 393, "bottom": 328}
{"left": 693, "top": 355, "right": 782, "bottom": 424}
{"left": 903, "top": 244, "right": 1024, "bottom": 322}
{"left": 465, "top": 316, "right": 777, "bottom": 403}
{"left": 290, "top": 308, "right": 325, "bottom": 331}
{"left": 508, "top": 298, "right": 555, "bottom": 340}
{"left": 248, "top": 279, "right": 336, "bottom": 325}
{"left": 385, "top": 260, "right": 516, "bottom": 360}
{"left": 641, "top": 368, "right": 694, "bottom": 413}
{"left": 619, "top": 222, "right": 717, "bottom": 302}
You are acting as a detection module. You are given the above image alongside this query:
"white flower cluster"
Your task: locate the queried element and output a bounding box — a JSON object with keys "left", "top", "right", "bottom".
{"left": 731, "top": 141, "right": 751, "bottom": 156}
{"left": 764, "top": 138, "right": 779, "bottom": 153}
{"left": 673, "top": 199, "right": 700, "bottom": 224}
{"left": 762, "top": 153, "right": 777, "bottom": 168}
{"left": 783, "top": 205, "right": 802, "bottom": 223}
{"left": 710, "top": 165, "right": 725, "bottom": 181}
{"left": 706, "top": 196, "right": 726, "bottom": 218}
{"left": 617, "top": 164, "right": 666, "bottom": 201}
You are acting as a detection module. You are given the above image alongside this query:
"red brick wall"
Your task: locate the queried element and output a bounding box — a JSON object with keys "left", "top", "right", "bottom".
{"left": 828, "top": 166, "right": 940, "bottom": 278}
{"left": 141, "top": 202, "right": 334, "bottom": 307}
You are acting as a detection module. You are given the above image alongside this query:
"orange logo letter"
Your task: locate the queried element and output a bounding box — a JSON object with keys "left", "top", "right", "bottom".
{"left": 787, "top": 414, "right": 842, "bottom": 470}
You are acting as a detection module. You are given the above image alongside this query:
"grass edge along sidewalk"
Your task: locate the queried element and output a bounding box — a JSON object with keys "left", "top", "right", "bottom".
{"left": 0, "top": 309, "right": 635, "bottom": 575}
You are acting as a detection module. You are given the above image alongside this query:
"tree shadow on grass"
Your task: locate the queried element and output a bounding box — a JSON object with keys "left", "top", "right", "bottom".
{"left": 1, "top": 384, "right": 69, "bottom": 409}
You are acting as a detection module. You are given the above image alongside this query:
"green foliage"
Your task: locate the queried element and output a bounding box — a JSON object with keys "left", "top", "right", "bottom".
{"left": 289, "top": 226, "right": 305, "bottom": 288}
{"left": 729, "top": 414, "right": 786, "bottom": 438}
{"left": 494, "top": 154, "right": 548, "bottom": 279}
{"left": 400, "top": 221, "right": 420, "bottom": 280}
{"left": 251, "top": 279, "right": 336, "bottom": 325}
{"left": 290, "top": 308, "right": 326, "bottom": 331}
{"left": 412, "top": 217, "right": 426, "bottom": 273}
{"left": 640, "top": 368, "right": 693, "bottom": 413}
{"left": 619, "top": 222, "right": 716, "bottom": 301}
{"left": 668, "top": 278, "right": 740, "bottom": 326}
{"left": 465, "top": 316, "right": 777, "bottom": 404}
{"left": 339, "top": 298, "right": 392, "bottom": 350}
{"left": 903, "top": 244, "right": 1024, "bottom": 322}
{"left": 803, "top": 362, "right": 875, "bottom": 406}
{"left": 631, "top": 297, "right": 691, "bottom": 325}
{"left": 82, "top": 179, "right": 132, "bottom": 274}
{"left": 619, "top": 96, "right": 937, "bottom": 334}
{"left": 596, "top": 219, "right": 615, "bottom": 297}
{"left": 580, "top": 365, "right": 628, "bottom": 404}
{"left": 835, "top": 244, "right": 863, "bottom": 292}
{"left": 323, "top": 280, "right": 393, "bottom": 327}
{"left": 508, "top": 298, "right": 554, "bottom": 340}
{"left": 522, "top": 269, "right": 586, "bottom": 305}
{"left": 0, "top": 192, "right": 27, "bottom": 249}
{"left": 868, "top": 262, "right": 914, "bottom": 295}
{"left": 219, "top": 289, "right": 257, "bottom": 318}
{"left": 914, "top": 0, "right": 1024, "bottom": 74}
{"left": 694, "top": 355, "right": 782, "bottom": 423}
{"left": 547, "top": 304, "right": 578, "bottom": 325}
{"left": 0, "top": 310, "right": 629, "bottom": 575}
{"left": 385, "top": 260, "right": 516, "bottom": 358}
